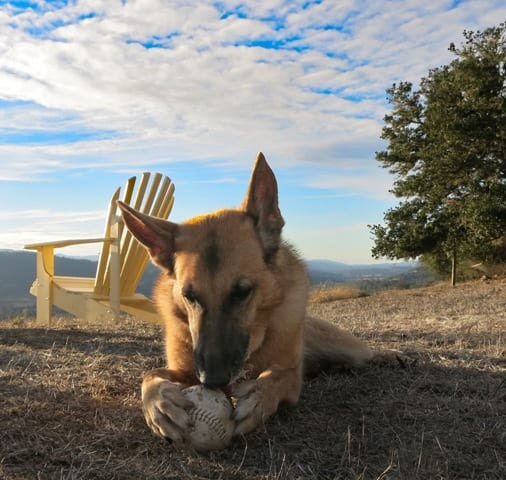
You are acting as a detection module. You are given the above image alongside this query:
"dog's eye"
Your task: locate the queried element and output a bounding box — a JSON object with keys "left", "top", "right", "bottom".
{"left": 230, "top": 280, "right": 254, "bottom": 302}
{"left": 182, "top": 287, "right": 199, "bottom": 305}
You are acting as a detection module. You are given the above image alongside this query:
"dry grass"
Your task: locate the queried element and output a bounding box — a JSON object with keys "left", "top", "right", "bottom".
{"left": 310, "top": 284, "right": 364, "bottom": 303}
{"left": 1, "top": 278, "right": 505, "bottom": 479}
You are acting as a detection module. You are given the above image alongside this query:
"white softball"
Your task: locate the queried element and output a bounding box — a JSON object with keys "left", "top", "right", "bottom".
{"left": 182, "top": 385, "right": 235, "bottom": 451}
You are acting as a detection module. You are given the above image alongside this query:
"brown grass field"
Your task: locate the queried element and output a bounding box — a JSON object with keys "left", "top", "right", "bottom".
{"left": 1, "top": 278, "right": 504, "bottom": 480}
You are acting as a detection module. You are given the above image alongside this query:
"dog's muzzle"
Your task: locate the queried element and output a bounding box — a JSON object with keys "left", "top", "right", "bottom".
{"left": 194, "top": 333, "right": 249, "bottom": 388}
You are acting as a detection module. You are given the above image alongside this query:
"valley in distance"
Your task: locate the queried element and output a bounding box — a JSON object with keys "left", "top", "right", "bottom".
{"left": 0, "top": 250, "right": 433, "bottom": 320}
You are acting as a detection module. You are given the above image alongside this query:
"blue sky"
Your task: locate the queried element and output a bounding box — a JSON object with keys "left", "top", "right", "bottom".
{"left": 1, "top": 0, "right": 504, "bottom": 263}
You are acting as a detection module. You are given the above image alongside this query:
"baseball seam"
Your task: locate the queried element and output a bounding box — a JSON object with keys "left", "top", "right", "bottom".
{"left": 189, "top": 408, "right": 229, "bottom": 441}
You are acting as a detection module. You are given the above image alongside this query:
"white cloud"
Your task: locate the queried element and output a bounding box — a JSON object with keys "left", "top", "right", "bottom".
{"left": 305, "top": 168, "right": 395, "bottom": 201}
{"left": 0, "top": 208, "right": 106, "bottom": 254}
{"left": 0, "top": 0, "right": 504, "bottom": 185}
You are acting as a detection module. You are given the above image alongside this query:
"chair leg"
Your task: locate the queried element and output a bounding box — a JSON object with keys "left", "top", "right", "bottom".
{"left": 109, "top": 219, "right": 121, "bottom": 322}
{"left": 34, "top": 247, "right": 54, "bottom": 325}
{"left": 36, "top": 283, "right": 52, "bottom": 324}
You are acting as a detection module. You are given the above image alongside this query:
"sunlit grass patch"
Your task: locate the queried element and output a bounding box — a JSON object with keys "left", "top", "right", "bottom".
{"left": 310, "top": 284, "right": 364, "bottom": 303}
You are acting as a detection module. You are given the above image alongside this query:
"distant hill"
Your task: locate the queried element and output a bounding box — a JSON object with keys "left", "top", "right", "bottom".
{"left": 0, "top": 250, "right": 98, "bottom": 317}
{"left": 306, "top": 259, "right": 422, "bottom": 284}
{"left": 0, "top": 250, "right": 431, "bottom": 319}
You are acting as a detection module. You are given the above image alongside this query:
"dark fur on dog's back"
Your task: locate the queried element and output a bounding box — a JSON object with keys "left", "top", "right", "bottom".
{"left": 118, "top": 153, "right": 376, "bottom": 443}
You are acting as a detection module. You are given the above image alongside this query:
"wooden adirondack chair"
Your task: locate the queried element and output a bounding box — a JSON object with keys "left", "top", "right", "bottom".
{"left": 25, "top": 172, "right": 174, "bottom": 324}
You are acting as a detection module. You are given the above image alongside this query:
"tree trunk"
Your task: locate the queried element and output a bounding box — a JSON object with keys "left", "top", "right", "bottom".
{"left": 450, "top": 250, "right": 457, "bottom": 287}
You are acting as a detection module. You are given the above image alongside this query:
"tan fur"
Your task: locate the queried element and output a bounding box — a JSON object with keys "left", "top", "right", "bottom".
{"left": 117, "top": 153, "right": 380, "bottom": 444}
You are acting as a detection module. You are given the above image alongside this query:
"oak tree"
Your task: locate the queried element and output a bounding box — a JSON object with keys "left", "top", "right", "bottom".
{"left": 370, "top": 23, "right": 506, "bottom": 284}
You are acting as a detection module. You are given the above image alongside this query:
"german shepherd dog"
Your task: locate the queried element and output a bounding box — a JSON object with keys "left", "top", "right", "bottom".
{"left": 118, "top": 153, "right": 389, "bottom": 444}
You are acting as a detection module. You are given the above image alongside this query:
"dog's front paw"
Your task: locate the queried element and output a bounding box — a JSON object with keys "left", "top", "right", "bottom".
{"left": 142, "top": 377, "right": 193, "bottom": 443}
{"left": 232, "top": 381, "right": 264, "bottom": 436}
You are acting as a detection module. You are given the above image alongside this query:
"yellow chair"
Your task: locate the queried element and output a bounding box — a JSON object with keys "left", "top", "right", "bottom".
{"left": 25, "top": 173, "right": 174, "bottom": 324}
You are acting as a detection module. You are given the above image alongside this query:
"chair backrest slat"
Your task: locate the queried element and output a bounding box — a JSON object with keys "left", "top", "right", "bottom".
{"left": 121, "top": 173, "right": 160, "bottom": 295}
{"left": 94, "top": 187, "right": 121, "bottom": 294}
{"left": 95, "top": 176, "right": 138, "bottom": 295}
{"left": 93, "top": 173, "right": 174, "bottom": 298}
{"left": 127, "top": 175, "right": 159, "bottom": 280}
{"left": 122, "top": 176, "right": 175, "bottom": 295}
{"left": 116, "top": 173, "right": 151, "bottom": 294}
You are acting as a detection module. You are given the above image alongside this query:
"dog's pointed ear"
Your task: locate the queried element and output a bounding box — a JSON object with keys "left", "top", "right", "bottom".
{"left": 241, "top": 152, "right": 285, "bottom": 260}
{"left": 117, "top": 200, "right": 177, "bottom": 271}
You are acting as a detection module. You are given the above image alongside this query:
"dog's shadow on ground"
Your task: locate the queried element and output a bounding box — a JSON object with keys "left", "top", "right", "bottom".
{"left": 194, "top": 353, "right": 503, "bottom": 479}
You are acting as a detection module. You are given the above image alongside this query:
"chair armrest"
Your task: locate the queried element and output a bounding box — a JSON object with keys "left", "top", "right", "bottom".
{"left": 24, "top": 237, "right": 114, "bottom": 250}
{"left": 25, "top": 237, "right": 115, "bottom": 284}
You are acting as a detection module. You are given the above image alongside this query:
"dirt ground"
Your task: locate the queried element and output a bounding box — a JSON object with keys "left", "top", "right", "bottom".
{"left": 0, "top": 278, "right": 504, "bottom": 480}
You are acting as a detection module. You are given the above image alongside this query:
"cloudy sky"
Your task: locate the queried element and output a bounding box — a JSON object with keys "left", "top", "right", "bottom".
{"left": 1, "top": 0, "right": 504, "bottom": 263}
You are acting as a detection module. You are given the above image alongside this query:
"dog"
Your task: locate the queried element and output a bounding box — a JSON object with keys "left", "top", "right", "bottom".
{"left": 118, "top": 152, "right": 384, "bottom": 444}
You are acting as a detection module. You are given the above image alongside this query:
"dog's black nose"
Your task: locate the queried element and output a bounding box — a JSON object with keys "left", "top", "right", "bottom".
{"left": 199, "top": 371, "right": 230, "bottom": 389}
{"left": 195, "top": 349, "right": 232, "bottom": 388}
{"left": 194, "top": 319, "right": 249, "bottom": 388}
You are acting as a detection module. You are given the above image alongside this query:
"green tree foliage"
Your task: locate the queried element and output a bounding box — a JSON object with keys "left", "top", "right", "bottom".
{"left": 370, "top": 23, "right": 506, "bottom": 281}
